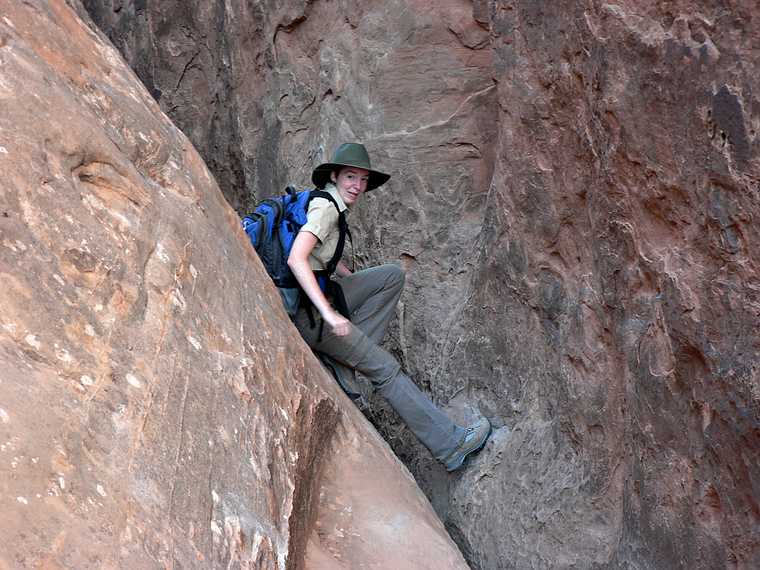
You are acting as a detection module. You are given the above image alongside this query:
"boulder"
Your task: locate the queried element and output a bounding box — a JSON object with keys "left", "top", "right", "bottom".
{"left": 0, "top": 1, "right": 469, "bottom": 568}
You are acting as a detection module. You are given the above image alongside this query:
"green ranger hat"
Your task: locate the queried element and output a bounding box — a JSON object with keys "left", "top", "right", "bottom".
{"left": 311, "top": 142, "right": 391, "bottom": 192}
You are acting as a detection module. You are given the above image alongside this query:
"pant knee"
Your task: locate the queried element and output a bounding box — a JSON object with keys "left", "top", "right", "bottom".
{"left": 369, "top": 360, "right": 402, "bottom": 390}
{"left": 382, "top": 263, "right": 405, "bottom": 290}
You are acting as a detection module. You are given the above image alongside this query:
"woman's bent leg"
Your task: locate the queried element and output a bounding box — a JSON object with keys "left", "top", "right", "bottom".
{"left": 295, "top": 310, "right": 464, "bottom": 462}
{"left": 326, "top": 264, "right": 404, "bottom": 404}
{"left": 337, "top": 264, "right": 405, "bottom": 343}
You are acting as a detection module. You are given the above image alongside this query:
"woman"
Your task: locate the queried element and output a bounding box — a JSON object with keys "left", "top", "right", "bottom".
{"left": 288, "top": 142, "right": 491, "bottom": 471}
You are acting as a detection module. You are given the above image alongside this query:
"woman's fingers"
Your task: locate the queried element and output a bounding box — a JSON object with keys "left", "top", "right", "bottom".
{"left": 333, "top": 319, "right": 351, "bottom": 337}
{"left": 326, "top": 313, "right": 351, "bottom": 337}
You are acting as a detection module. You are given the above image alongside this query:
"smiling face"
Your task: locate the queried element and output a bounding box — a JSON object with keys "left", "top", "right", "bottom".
{"left": 331, "top": 166, "right": 370, "bottom": 206}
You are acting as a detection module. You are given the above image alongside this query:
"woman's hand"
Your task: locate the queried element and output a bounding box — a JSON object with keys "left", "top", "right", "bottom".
{"left": 336, "top": 261, "right": 353, "bottom": 278}
{"left": 323, "top": 310, "right": 351, "bottom": 337}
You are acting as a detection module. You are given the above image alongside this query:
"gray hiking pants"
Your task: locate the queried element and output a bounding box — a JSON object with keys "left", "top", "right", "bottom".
{"left": 294, "top": 264, "right": 464, "bottom": 462}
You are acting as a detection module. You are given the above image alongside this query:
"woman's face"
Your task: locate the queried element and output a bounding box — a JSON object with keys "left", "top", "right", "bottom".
{"left": 331, "top": 167, "right": 370, "bottom": 206}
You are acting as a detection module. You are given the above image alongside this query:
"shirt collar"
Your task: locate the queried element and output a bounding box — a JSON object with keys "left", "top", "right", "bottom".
{"left": 323, "top": 183, "right": 349, "bottom": 212}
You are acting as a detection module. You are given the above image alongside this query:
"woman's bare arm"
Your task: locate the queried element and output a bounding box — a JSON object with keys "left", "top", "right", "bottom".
{"left": 287, "top": 232, "right": 351, "bottom": 336}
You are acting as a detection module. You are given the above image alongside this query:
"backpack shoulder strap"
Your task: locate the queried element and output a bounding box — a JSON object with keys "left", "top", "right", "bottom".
{"left": 306, "top": 189, "right": 338, "bottom": 209}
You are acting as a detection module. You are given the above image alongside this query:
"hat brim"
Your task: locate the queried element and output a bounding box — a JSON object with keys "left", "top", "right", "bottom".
{"left": 311, "top": 162, "right": 391, "bottom": 192}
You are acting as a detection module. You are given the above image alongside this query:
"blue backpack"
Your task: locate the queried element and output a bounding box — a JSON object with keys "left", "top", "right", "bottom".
{"left": 242, "top": 186, "right": 349, "bottom": 316}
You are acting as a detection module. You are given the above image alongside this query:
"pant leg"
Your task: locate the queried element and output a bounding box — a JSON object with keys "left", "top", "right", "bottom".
{"left": 294, "top": 301, "right": 464, "bottom": 461}
{"left": 316, "top": 263, "right": 404, "bottom": 409}
{"left": 337, "top": 264, "right": 405, "bottom": 343}
{"left": 315, "top": 352, "right": 369, "bottom": 410}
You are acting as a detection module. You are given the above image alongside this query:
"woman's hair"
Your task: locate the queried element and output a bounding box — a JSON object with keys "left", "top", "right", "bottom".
{"left": 330, "top": 166, "right": 347, "bottom": 183}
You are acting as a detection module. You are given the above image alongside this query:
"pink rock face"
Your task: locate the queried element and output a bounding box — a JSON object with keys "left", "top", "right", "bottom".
{"left": 82, "top": 0, "right": 760, "bottom": 568}
{"left": 0, "top": 2, "right": 469, "bottom": 569}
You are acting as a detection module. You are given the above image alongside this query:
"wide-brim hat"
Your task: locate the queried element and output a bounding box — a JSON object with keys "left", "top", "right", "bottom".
{"left": 311, "top": 143, "right": 391, "bottom": 192}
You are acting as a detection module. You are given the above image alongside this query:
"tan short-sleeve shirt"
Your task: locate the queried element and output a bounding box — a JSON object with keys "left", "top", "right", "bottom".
{"left": 299, "top": 184, "right": 348, "bottom": 271}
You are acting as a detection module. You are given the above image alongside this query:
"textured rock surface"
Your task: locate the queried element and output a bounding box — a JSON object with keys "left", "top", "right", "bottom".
{"left": 83, "top": 0, "right": 760, "bottom": 568}
{"left": 0, "top": 2, "right": 469, "bottom": 568}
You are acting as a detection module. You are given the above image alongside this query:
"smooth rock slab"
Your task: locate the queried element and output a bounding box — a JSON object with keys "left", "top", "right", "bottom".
{"left": 0, "top": 1, "right": 469, "bottom": 568}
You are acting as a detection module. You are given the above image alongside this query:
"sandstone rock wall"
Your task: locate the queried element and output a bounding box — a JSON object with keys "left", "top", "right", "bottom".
{"left": 0, "top": 2, "right": 469, "bottom": 568}
{"left": 81, "top": 0, "right": 760, "bottom": 568}
{"left": 446, "top": 3, "right": 759, "bottom": 568}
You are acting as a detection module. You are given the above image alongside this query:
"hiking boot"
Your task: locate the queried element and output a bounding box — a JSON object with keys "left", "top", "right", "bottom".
{"left": 443, "top": 417, "right": 492, "bottom": 472}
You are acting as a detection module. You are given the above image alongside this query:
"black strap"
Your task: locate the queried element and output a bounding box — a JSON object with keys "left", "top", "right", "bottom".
{"left": 345, "top": 224, "right": 355, "bottom": 273}
{"left": 302, "top": 276, "right": 351, "bottom": 342}
{"left": 327, "top": 280, "right": 350, "bottom": 320}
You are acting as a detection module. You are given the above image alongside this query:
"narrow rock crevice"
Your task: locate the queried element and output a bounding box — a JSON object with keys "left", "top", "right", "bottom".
{"left": 286, "top": 397, "right": 340, "bottom": 570}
